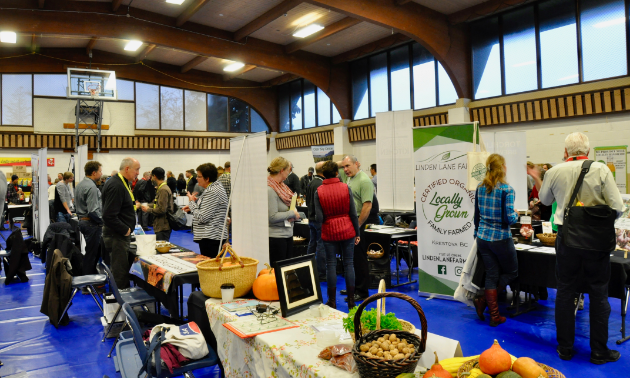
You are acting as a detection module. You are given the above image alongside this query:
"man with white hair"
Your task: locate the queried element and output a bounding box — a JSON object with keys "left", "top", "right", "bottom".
{"left": 102, "top": 157, "right": 141, "bottom": 289}
{"left": 529, "top": 132, "right": 623, "bottom": 365}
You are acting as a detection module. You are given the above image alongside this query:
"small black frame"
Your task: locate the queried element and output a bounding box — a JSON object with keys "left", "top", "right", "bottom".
{"left": 273, "top": 254, "right": 322, "bottom": 318}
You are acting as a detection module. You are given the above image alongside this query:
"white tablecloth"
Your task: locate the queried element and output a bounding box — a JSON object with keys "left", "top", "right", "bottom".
{"left": 205, "top": 298, "right": 462, "bottom": 378}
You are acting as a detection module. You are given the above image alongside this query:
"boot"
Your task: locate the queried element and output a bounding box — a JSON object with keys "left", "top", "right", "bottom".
{"left": 485, "top": 289, "right": 506, "bottom": 327}
{"left": 325, "top": 286, "right": 336, "bottom": 309}
{"left": 473, "top": 293, "right": 486, "bottom": 321}
{"left": 346, "top": 286, "right": 356, "bottom": 309}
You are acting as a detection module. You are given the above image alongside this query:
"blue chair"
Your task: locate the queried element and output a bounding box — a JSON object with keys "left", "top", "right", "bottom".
{"left": 119, "top": 302, "right": 220, "bottom": 378}
{"left": 99, "top": 263, "right": 159, "bottom": 357}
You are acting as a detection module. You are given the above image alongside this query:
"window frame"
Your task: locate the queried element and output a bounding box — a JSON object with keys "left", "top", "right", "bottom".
{"left": 278, "top": 78, "right": 341, "bottom": 132}
{"left": 0, "top": 73, "right": 34, "bottom": 127}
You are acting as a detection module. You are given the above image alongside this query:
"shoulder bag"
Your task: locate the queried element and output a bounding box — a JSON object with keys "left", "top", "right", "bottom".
{"left": 562, "top": 160, "right": 617, "bottom": 252}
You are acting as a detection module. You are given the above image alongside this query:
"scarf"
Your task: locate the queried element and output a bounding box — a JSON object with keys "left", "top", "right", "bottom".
{"left": 267, "top": 176, "right": 293, "bottom": 207}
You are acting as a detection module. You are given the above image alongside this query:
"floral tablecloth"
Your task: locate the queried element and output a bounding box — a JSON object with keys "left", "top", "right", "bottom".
{"left": 205, "top": 298, "right": 462, "bottom": 378}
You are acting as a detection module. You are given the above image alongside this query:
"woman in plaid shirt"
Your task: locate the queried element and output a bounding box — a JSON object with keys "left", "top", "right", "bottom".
{"left": 473, "top": 154, "right": 520, "bottom": 327}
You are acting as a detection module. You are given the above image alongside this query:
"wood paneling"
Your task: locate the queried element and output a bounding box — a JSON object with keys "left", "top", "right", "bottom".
{"left": 346, "top": 113, "right": 449, "bottom": 142}
{"left": 276, "top": 130, "right": 334, "bottom": 150}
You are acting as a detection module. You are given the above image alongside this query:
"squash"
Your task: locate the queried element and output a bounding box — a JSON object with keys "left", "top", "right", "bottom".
{"left": 252, "top": 267, "right": 279, "bottom": 301}
{"left": 258, "top": 263, "right": 273, "bottom": 277}
{"left": 478, "top": 340, "right": 512, "bottom": 375}
{"left": 422, "top": 352, "right": 452, "bottom": 378}
{"left": 511, "top": 357, "right": 548, "bottom": 378}
{"left": 496, "top": 371, "right": 522, "bottom": 378}
{"left": 439, "top": 355, "right": 480, "bottom": 377}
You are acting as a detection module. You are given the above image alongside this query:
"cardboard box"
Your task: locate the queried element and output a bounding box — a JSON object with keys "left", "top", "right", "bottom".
{"left": 12, "top": 166, "right": 26, "bottom": 173}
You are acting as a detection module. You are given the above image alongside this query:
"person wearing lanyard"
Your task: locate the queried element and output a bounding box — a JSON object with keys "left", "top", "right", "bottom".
{"left": 141, "top": 167, "right": 173, "bottom": 242}
{"left": 185, "top": 169, "right": 197, "bottom": 195}
{"left": 75, "top": 161, "right": 104, "bottom": 276}
{"left": 102, "top": 157, "right": 141, "bottom": 289}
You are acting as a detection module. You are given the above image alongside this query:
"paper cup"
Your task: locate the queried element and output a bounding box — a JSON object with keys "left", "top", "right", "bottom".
{"left": 221, "top": 288, "right": 235, "bottom": 302}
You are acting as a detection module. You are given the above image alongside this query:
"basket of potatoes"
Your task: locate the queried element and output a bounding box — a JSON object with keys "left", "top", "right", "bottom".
{"left": 351, "top": 292, "right": 428, "bottom": 378}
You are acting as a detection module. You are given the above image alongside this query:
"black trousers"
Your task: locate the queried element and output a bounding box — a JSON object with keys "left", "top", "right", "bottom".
{"left": 269, "top": 237, "right": 293, "bottom": 266}
{"left": 354, "top": 226, "right": 371, "bottom": 297}
{"left": 103, "top": 226, "right": 131, "bottom": 289}
{"left": 79, "top": 220, "right": 102, "bottom": 275}
{"left": 155, "top": 229, "right": 172, "bottom": 242}
{"left": 555, "top": 226, "right": 611, "bottom": 353}
{"left": 198, "top": 238, "right": 225, "bottom": 259}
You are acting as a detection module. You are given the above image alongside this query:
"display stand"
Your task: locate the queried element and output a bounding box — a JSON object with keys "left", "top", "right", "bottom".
{"left": 32, "top": 148, "right": 50, "bottom": 244}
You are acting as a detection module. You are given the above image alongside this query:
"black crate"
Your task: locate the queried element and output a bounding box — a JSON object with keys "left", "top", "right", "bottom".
{"left": 369, "top": 270, "right": 392, "bottom": 289}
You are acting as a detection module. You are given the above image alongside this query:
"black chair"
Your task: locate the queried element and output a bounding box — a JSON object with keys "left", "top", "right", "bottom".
{"left": 58, "top": 271, "right": 108, "bottom": 322}
{"left": 118, "top": 302, "right": 220, "bottom": 378}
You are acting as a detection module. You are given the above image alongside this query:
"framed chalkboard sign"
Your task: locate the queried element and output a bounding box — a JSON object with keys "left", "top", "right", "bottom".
{"left": 274, "top": 254, "right": 322, "bottom": 318}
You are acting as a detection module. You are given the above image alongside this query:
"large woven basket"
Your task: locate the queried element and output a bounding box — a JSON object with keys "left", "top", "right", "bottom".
{"left": 196, "top": 244, "right": 259, "bottom": 299}
{"left": 352, "top": 291, "right": 428, "bottom": 378}
{"left": 457, "top": 358, "right": 566, "bottom": 378}
{"left": 536, "top": 233, "right": 557, "bottom": 247}
{"left": 350, "top": 280, "right": 415, "bottom": 343}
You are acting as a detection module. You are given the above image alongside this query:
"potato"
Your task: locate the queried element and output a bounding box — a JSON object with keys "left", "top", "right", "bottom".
{"left": 384, "top": 352, "right": 391, "bottom": 359}
{"left": 377, "top": 350, "right": 384, "bottom": 357}
{"left": 389, "top": 334, "right": 397, "bottom": 341}
{"left": 389, "top": 344, "right": 396, "bottom": 351}
{"left": 391, "top": 349, "right": 399, "bottom": 355}
{"left": 394, "top": 353, "right": 404, "bottom": 359}
{"left": 402, "top": 348, "right": 409, "bottom": 354}
{"left": 369, "top": 347, "right": 378, "bottom": 354}
{"left": 366, "top": 352, "right": 373, "bottom": 357}
{"left": 378, "top": 337, "right": 385, "bottom": 343}
{"left": 399, "top": 339, "right": 407, "bottom": 346}
{"left": 405, "top": 353, "right": 410, "bottom": 358}
{"left": 360, "top": 344, "right": 369, "bottom": 352}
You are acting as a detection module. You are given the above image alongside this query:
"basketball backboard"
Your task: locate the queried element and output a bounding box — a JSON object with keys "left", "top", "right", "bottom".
{"left": 67, "top": 68, "right": 117, "bottom": 100}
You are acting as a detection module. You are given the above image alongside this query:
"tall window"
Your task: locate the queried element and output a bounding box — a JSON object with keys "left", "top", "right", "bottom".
{"left": 160, "top": 86, "right": 184, "bottom": 130}
{"left": 413, "top": 44, "right": 436, "bottom": 109}
{"left": 207, "top": 94, "right": 228, "bottom": 131}
{"left": 135, "top": 83, "right": 159, "bottom": 130}
{"left": 278, "top": 79, "right": 343, "bottom": 131}
{"left": 390, "top": 45, "right": 411, "bottom": 111}
{"left": 539, "top": 0, "right": 579, "bottom": 88}
{"left": 1, "top": 74, "right": 32, "bottom": 126}
{"left": 184, "top": 90, "right": 206, "bottom": 131}
{"left": 472, "top": 16, "right": 501, "bottom": 99}
{"left": 351, "top": 59, "right": 369, "bottom": 120}
{"left": 503, "top": 6, "right": 537, "bottom": 94}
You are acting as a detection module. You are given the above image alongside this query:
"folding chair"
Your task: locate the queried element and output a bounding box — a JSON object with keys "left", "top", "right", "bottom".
{"left": 58, "top": 272, "right": 108, "bottom": 322}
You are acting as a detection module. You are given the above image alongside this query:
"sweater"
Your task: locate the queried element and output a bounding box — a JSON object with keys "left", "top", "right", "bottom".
{"left": 146, "top": 183, "right": 173, "bottom": 233}
{"left": 314, "top": 178, "right": 359, "bottom": 242}
{"left": 188, "top": 181, "right": 228, "bottom": 241}
{"left": 267, "top": 186, "right": 295, "bottom": 238}
{"left": 102, "top": 174, "right": 137, "bottom": 236}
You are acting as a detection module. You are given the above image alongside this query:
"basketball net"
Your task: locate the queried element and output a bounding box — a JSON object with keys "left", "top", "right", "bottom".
{"left": 86, "top": 83, "right": 101, "bottom": 97}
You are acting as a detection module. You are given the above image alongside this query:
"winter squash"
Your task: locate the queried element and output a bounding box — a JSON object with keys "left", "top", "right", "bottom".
{"left": 511, "top": 357, "right": 548, "bottom": 378}
{"left": 422, "top": 352, "right": 452, "bottom": 378}
{"left": 478, "top": 340, "right": 512, "bottom": 375}
{"left": 252, "top": 267, "right": 279, "bottom": 301}
{"left": 496, "top": 371, "right": 522, "bottom": 378}
{"left": 258, "top": 263, "right": 273, "bottom": 277}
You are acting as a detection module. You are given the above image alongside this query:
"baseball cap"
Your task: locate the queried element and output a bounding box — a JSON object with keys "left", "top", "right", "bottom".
{"left": 308, "top": 167, "right": 314, "bottom": 173}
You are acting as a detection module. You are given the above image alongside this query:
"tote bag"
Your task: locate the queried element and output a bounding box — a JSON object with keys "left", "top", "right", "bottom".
{"left": 467, "top": 123, "right": 490, "bottom": 190}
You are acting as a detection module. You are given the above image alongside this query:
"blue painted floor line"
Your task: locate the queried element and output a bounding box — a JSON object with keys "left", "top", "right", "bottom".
{"left": 0, "top": 228, "right": 628, "bottom": 377}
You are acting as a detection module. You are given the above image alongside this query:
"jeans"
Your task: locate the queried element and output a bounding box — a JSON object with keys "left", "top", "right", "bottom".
{"left": 155, "top": 230, "right": 172, "bottom": 242}
{"left": 198, "top": 238, "right": 225, "bottom": 259}
{"left": 307, "top": 222, "right": 326, "bottom": 278}
{"left": 324, "top": 238, "right": 355, "bottom": 291}
{"left": 57, "top": 212, "right": 71, "bottom": 223}
{"left": 103, "top": 226, "right": 131, "bottom": 289}
{"left": 476, "top": 237, "right": 518, "bottom": 290}
{"left": 555, "top": 226, "right": 611, "bottom": 353}
{"left": 79, "top": 220, "right": 102, "bottom": 275}
{"left": 269, "top": 237, "right": 293, "bottom": 266}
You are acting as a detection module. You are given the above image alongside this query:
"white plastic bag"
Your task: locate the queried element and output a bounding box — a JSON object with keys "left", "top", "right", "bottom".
{"left": 135, "top": 234, "right": 157, "bottom": 256}
{"left": 467, "top": 122, "right": 490, "bottom": 190}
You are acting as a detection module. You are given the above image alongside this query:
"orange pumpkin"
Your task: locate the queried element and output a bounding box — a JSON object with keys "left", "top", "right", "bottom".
{"left": 512, "top": 357, "right": 548, "bottom": 378}
{"left": 253, "top": 267, "right": 279, "bottom": 301}
{"left": 479, "top": 340, "right": 512, "bottom": 375}
{"left": 258, "top": 263, "right": 273, "bottom": 277}
{"left": 422, "top": 352, "right": 451, "bottom": 378}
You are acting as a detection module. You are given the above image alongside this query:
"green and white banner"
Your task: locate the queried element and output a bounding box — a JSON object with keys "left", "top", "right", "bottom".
{"left": 414, "top": 123, "right": 477, "bottom": 297}
{"left": 594, "top": 145, "right": 627, "bottom": 194}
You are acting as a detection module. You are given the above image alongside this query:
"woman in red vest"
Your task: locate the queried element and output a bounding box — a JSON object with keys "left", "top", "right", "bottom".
{"left": 314, "top": 161, "right": 360, "bottom": 309}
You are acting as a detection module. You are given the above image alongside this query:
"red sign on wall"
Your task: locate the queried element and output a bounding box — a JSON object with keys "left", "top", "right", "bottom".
{"left": 47, "top": 158, "right": 55, "bottom": 167}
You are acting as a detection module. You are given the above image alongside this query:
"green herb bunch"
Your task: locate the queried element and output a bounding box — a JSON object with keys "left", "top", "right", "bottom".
{"left": 342, "top": 306, "right": 403, "bottom": 334}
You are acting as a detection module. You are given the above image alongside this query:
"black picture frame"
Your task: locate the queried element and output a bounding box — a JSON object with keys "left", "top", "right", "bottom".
{"left": 273, "top": 254, "right": 322, "bottom": 318}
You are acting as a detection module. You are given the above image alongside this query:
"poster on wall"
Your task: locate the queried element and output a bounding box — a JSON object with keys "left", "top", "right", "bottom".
{"left": 312, "top": 145, "right": 334, "bottom": 163}
{"left": 594, "top": 146, "right": 627, "bottom": 194}
{"left": 414, "top": 123, "right": 477, "bottom": 298}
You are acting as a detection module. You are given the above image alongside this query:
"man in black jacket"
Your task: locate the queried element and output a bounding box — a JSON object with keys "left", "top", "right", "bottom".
{"left": 166, "top": 171, "right": 177, "bottom": 194}
{"left": 133, "top": 171, "right": 155, "bottom": 230}
{"left": 283, "top": 163, "right": 300, "bottom": 195}
{"left": 102, "top": 157, "right": 140, "bottom": 289}
{"left": 300, "top": 167, "right": 314, "bottom": 197}
{"left": 306, "top": 162, "right": 325, "bottom": 280}
{"left": 186, "top": 169, "right": 197, "bottom": 194}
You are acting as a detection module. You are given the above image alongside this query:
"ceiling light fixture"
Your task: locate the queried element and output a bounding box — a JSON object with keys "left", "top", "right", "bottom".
{"left": 124, "top": 40, "right": 143, "bottom": 51}
{"left": 0, "top": 31, "right": 17, "bottom": 44}
{"left": 224, "top": 62, "right": 245, "bottom": 72}
{"left": 166, "top": 0, "right": 186, "bottom": 4}
{"left": 293, "top": 24, "right": 324, "bottom": 38}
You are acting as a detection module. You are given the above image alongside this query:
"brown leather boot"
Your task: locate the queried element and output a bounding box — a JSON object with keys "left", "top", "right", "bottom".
{"left": 325, "top": 286, "right": 337, "bottom": 309}
{"left": 485, "top": 289, "right": 506, "bottom": 327}
{"left": 346, "top": 286, "right": 356, "bottom": 309}
{"left": 473, "top": 294, "right": 486, "bottom": 321}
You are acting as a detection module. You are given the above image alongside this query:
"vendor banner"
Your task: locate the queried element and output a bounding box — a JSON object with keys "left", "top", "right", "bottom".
{"left": 414, "top": 123, "right": 477, "bottom": 297}
{"left": 311, "top": 145, "right": 334, "bottom": 163}
{"left": 0, "top": 157, "right": 31, "bottom": 166}
{"left": 594, "top": 146, "right": 627, "bottom": 194}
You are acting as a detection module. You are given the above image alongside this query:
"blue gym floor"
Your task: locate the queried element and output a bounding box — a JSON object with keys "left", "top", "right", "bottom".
{"left": 0, "top": 227, "right": 628, "bottom": 377}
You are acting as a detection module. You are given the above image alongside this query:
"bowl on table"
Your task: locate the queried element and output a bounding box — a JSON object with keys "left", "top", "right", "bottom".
{"left": 156, "top": 242, "right": 175, "bottom": 253}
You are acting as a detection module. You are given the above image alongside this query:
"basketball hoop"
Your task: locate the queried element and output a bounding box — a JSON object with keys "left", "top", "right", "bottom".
{"left": 84, "top": 81, "right": 101, "bottom": 97}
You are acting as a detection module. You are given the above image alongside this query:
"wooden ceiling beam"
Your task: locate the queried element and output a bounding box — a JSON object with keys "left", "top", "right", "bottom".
{"left": 180, "top": 55, "right": 208, "bottom": 73}
{"left": 223, "top": 64, "right": 257, "bottom": 81}
{"left": 86, "top": 36, "right": 98, "bottom": 55}
{"left": 135, "top": 44, "right": 156, "bottom": 62}
{"left": 112, "top": 0, "right": 123, "bottom": 12}
{"left": 234, "top": 0, "right": 303, "bottom": 42}
{"left": 396, "top": 0, "right": 413, "bottom": 4}
{"left": 176, "top": 0, "right": 211, "bottom": 27}
{"left": 449, "top": 0, "right": 530, "bottom": 24}
{"left": 31, "top": 34, "right": 38, "bottom": 52}
{"left": 285, "top": 17, "right": 361, "bottom": 54}
{"left": 262, "top": 73, "right": 299, "bottom": 87}
{"left": 304, "top": 0, "right": 471, "bottom": 99}
{"left": 332, "top": 33, "right": 410, "bottom": 65}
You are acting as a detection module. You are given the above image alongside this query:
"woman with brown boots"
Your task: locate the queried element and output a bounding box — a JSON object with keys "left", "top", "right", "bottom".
{"left": 473, "top": 154, "right": 520, "bottom": 326}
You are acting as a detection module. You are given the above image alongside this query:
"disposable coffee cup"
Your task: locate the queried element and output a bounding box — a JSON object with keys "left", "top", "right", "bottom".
{"left": 221, "top": 283, "right": 235, "bottom": 302}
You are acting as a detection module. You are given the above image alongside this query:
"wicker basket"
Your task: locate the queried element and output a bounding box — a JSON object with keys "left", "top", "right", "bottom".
{"left": 351, "top": 291, "right": 428, "bottom": 378}
{"left": 536, "top": 233, "right": 557, "bottom": 247}
{"left": 351, "top": 280, "right": 415, "bottom": 342}
{"left": 457, "top": 358, "right": 565, "bottom": 378}
{"left": 196, "top": 244, "right": 259, "bottom": 299}
{"left": 367, "top": 242, "right": 385, "bottom": 259}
